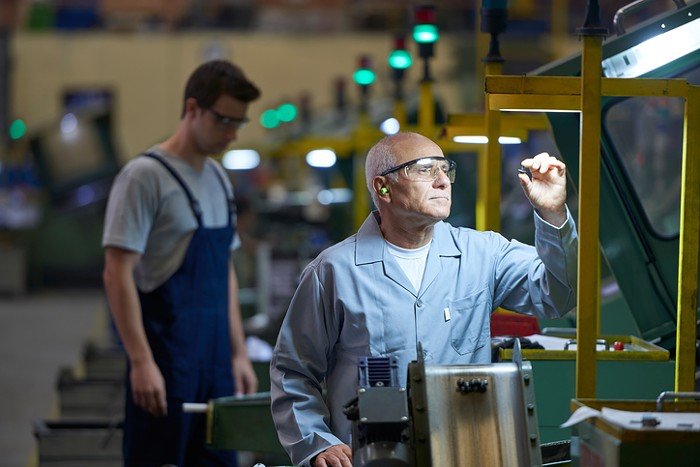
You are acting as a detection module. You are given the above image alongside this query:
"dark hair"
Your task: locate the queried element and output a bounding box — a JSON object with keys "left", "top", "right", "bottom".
{"left": 181, "top": 60, "right": 261, "bottom": 117}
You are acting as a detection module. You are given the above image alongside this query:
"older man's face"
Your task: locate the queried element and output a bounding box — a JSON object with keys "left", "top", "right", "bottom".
{"left": 387, "top": 136, "right": 452, "bottom": 225}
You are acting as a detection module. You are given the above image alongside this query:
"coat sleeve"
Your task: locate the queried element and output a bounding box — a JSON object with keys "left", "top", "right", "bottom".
{"left": 270, "top": 264, "right": 345, "bottom": 467}
{"left": 494, "top": 206, "right": 578, "bottom": 318}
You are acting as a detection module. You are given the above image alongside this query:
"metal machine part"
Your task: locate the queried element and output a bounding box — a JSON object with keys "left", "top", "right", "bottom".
{"left": 345, "top": 356, "right": 414, "bottom": 467}
{"left": 655, "top": 391, "right": 700, "bottom": 411}
{"left": 570, "top": 395, "right": 700, "bottom": 466}
{"left": 348, "top": 341, "right": 542, "bottom": 467}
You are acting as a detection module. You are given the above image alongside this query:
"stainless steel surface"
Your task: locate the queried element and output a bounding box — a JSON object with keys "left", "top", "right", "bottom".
{"left": 655, "top": 391, "right": 700, "bottom": 411}
{"left": 418, "top": 362, "right": 541, "bottom": 467}
{"left": 613, "top": 0, "right": 687, "bottom": 34}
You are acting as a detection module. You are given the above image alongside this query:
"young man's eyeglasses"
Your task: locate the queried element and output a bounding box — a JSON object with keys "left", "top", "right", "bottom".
{"left": 206, "top": 108, "right": 249, "bottom": 129}
{"left": 380, "top": 156, "right": 457, "bottom": 183}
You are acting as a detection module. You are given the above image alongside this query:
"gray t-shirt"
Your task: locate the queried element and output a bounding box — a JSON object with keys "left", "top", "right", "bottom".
{"left": 102, "top": 146, "right": 240, "bottom": 292}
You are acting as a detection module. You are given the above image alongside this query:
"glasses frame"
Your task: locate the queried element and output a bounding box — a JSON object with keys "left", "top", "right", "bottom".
{"left": 379, "top": 156, "right": 457, "bottom": 183}
{"left": 206, "top": 108, "right": 249, "bottom": 129}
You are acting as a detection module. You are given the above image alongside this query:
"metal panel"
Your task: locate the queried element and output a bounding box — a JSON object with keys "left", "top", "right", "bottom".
{"left": 207, "top": 392, "right": 290, "bottom": 459}
{"left": 411, "top": 362, "right": 542, "bottom": 467}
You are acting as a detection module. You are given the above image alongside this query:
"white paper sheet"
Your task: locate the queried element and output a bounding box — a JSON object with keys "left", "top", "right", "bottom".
{"left": 561, "top": 405, "right": 700, "bottom": 431}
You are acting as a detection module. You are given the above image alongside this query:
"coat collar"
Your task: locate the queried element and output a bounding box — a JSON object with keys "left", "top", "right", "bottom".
{"left": 355, "top": 211, "right": 462, "bottom": 266}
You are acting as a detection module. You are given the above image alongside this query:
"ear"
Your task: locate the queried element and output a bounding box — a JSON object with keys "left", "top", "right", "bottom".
{"left": 184, "top": 97, "right": 199, "bottom": 117}
{"left": 373, "top": 176, "right": 389, "bottom": 197}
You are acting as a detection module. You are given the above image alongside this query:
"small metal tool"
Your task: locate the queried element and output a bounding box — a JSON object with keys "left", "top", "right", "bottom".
{"left": 518, "top": 165, "right": 532, "bottom": 181}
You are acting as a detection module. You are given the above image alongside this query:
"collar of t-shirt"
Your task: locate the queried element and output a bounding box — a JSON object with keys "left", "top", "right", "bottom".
{"left": 385, "top": 240, "right": 431, "bottom": 292}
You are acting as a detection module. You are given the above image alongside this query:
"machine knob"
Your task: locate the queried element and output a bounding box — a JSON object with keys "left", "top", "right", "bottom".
{"left": 456, "top": 378, "right": 488, "bottom": 394}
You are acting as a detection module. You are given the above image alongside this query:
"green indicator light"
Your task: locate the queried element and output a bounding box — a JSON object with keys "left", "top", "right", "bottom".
{"left": 413, "top": 24, "right": 439, "bottom": 44}
{"left": 9, "top": 119, "right": 26, "bottom": 140}
{"left": 388, "top": 50, "right": 412, "bottom": 70}
{"left": 260, "top": 109, "right": 280, "bottom": 129}
{"left": 277, "top": 103, "right": 298, "bottom": 122}
{"left": 353, "top": 68, "right": 376, "bottom": 86}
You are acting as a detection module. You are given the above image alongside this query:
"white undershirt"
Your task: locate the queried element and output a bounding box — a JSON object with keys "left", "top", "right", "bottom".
{"left": 385, "top": 240, "right": 431, "bottom": 292}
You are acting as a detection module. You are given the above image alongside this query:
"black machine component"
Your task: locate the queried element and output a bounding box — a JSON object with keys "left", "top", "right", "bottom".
{"left": 344, "top": 356, "right": 414, "bottom": 467}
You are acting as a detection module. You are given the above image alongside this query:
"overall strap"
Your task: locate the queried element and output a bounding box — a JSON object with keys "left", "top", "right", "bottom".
{"left": 143, "top": 152, "right": 203, "bottom": 224}
{"left": 207, "top": 159, "right": 236, "bottom": 225}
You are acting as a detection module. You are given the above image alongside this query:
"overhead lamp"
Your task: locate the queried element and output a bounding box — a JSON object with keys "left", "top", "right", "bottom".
{"left": 317, "top": 188, "right": 353, "bottom": 205}
{"left": 380, "top": 118, "right": 401, "bottom": 135}
{"left": 222, "top": 149, "right": 260, "bottom": 170}
{"left": 306, "top": 149, "right": 337, "bottom": 168}
{"left": 602, "top": 16, "right": 700, "bottom": 78}
{"left": 452, "top": 135, "right": 522, "bottom": 144}
{"left": 60, "top": 113, "right": 79, "bottom": 136}
{"left": 499, "top": 108, "right": 580, "bottom": 113}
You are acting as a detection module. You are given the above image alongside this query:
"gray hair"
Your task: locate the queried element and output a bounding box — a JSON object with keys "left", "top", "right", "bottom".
{"left": 365, "top": 133, "right": 409, "bottom": 206}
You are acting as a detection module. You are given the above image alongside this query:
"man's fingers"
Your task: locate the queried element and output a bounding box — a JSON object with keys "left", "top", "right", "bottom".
{"left": 517, "top": 172, "right": 531, "bottom": 190}
{"left": 313, "top": 444, "right": 353, "bottom": 467}
{"left": 522, "top": 152, "right": 565, "bottom": 177}
{"left": 134, "top": 389, "right": 167, "bottom": 416}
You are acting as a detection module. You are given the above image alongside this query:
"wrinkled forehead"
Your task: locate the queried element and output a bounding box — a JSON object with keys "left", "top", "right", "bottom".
{"left": 392, "top": 134, "right": 444, "bottom": 165}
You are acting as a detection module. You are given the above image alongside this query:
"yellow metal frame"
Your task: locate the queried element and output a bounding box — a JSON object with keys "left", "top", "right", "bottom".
{"left": 499, "top": 335, "right": 670, "bottom": 362}
{"left": 206, "top": 400, "right": 214, "bottom": 445}
{"left": 483, "top": 43, "right": 700, "bottom": 396}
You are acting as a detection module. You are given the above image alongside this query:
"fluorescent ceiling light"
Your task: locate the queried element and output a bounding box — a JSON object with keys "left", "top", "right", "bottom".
{"left": 306, "top": 149, "right": 337, "bottom": 168}
{"left": 452, "top": 135, "right": 522, "bottom": 144}
{"left": 222, "top": 149, "right": 260, "bottom": 170}
{"left": 602, "top": 16, "right": 700, "bottom": 78}
{"left": 499, "top": 109, "right": 580, "bottom": 113}
{"left": 317, "top": 188, "right": 353, "bottom": 205}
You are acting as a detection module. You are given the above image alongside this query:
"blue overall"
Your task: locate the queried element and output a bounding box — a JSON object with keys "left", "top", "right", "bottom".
{"left": 123, "top": 153, "right": 238, "bottom": 467}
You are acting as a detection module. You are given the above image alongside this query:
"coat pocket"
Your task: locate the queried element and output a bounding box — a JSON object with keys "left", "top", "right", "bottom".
{"left": 448, "top": 290, "right": 492, "bottom": 355}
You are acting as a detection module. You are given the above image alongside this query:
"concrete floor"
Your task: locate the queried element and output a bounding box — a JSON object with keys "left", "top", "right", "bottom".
{"left": 0, "top": 287, "right": 107, "bottom": 467}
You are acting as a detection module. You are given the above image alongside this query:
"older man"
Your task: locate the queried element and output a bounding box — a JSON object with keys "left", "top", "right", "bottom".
{"left": 270, "top": 132, "right": 578, "bottom": 467}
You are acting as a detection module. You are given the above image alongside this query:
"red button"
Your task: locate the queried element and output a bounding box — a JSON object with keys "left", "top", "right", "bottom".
{"left": 613, "top": 341, "right": 625, "bottom": 351}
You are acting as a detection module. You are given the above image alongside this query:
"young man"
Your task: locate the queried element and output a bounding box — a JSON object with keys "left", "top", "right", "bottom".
{"left": 102, "top": 60, "right": 261, "bottom": 466}
{"left": 270, "top": 132, "right": 578, "bottom": 467}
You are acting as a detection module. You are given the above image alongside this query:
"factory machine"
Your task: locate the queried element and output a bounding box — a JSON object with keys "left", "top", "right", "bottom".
{"left": 188, "top": 341, "right": 569, "bottom": 467}
{"left": 345, "top": 342, "right": 542, "bottom": 467}
{"left": 192, "top": 2, "right": 700, "bottom": 465}
{"left": 189, "top": 347, "right": 698, "bottom": 467}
